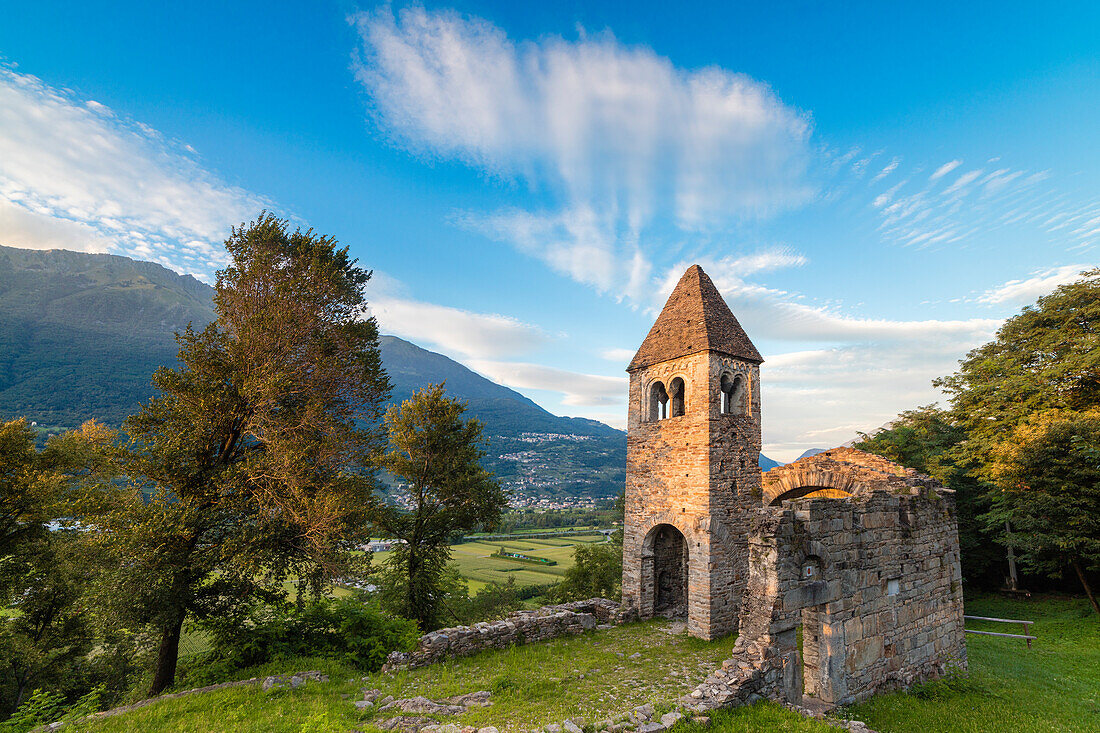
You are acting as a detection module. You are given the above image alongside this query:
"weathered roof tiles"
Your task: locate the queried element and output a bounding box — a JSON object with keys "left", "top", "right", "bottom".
{"left": 628, "top": 264, "right": 763, "bottom": 372}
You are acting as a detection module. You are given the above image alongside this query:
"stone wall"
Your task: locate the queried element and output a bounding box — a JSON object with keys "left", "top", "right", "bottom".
{"left": 382, "top": 599, "right": 630, "bottom": 672}
{"left": 685, "top": 487, "right": 966, "bottom": 711}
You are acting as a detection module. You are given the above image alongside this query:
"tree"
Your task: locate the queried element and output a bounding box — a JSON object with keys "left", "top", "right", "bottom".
{"left": 854, "top": 405, "right": 1000, "bottom": 587}
{"left": 930, "top": 268, "right": 1100, "bottom": 597}
{"left": 988, "top": 410, "right": 1100, "bottom": 615}
{"left": 370, "top": 384, "right": 507, "bottom": 630}
{"left": 936, "top": 268, "right": 1100, "bottom": 479}
{"left": 0, "top": 421, "right": 120, "bottom": 717}
{"left": 79, "top": 213, "right": 391, "bottom": 695}
{"left": 555, "top": 536, "right": 623, "bottom": 602}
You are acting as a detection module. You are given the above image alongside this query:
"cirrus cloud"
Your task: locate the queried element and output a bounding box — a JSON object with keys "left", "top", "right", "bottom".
{"left": 351, "top": 6, "right": 814, "bottom": 302}
{"left": 0, "top": 64, "right": 266, "bottom": 278}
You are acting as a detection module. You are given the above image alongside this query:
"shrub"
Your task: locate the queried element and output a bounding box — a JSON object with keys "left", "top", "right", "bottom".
{"left": 191, "top": 598, "right": 418, "bottom": 683}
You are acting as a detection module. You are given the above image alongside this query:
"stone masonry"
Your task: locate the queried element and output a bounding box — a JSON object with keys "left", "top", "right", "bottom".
{"left": 684, "top": 485, "right": 967, "bottom": 710}
{"left": 622, "top": 265, "right": 763, "bottom": 640}
{"left": 623, "top": 264, "right": 967, "bottom": 709}
{"left": 382, "top": 599, "right": 630, "bottom": 672}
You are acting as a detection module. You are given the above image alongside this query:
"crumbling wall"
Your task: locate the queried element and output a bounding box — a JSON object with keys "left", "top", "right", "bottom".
{"left": 382, "top": 599, "right": 631, "bottom": 672}
{"left": 686, "top": 488, "right": 966, "bottom": 711}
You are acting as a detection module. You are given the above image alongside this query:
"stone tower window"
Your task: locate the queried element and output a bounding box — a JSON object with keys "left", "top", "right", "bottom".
{"left": 649, "top": 381, "right": 669, "bottom": 421}
{"left": 669, "top": 377, "right": 686, "bottom": 417}
{"left": 719, "top": 373, "right": 747, "bottom": 415}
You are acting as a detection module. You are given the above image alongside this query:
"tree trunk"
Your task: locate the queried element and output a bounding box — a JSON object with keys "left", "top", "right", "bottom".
{"left": 13, "top": 670, "right": 31, "bottom": 710}
{"left": 149, "top": 608, "right": 187, "bottom": 696}
{"left": 1073, "top": 561, "right": 1100, "bottom": 617}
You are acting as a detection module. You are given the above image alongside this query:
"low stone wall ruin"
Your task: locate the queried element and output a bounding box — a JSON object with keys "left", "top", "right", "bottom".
{"left": 383, "top": 598, "right": 631, "bottom": 672}
{"left": 685, "top": 487, "right": 966, "bottom": 712}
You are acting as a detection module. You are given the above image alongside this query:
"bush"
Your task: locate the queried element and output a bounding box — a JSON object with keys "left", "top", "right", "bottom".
{"left": 189, "top": 598, "right": 418, "bottom": 684}
{"left": 554, "top": 542, "right": 622, "bottom": 602}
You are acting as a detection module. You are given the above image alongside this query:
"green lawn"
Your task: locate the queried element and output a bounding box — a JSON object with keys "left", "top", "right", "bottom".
{"left": 86, "top": 593, "right": 1099, "bottom": 732}
{"left": 87, "top": 620, "right": 750, "bottom": 733}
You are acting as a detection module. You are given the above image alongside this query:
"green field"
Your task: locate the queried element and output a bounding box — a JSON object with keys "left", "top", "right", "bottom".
{"left": 371, "top": 534, "right": 608, "bottom": 592}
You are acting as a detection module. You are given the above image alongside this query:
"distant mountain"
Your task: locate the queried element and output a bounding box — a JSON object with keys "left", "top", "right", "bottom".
{"left": 1, "top": 245, "right": 788, "bottom": 499}
{"left": 0, "top": 245, "right": 215, "bottom": 427}
{"left": 380, "top": 335, "right": 620, "bottom": 440}
{"left": 758, "top": 454, "right": 783, "bottom": 472}
{"left": 0, "top": 245, "right": 624, "bottom": 497}
{"left": 796, "top": 448, "right": 828, "bottom": 460}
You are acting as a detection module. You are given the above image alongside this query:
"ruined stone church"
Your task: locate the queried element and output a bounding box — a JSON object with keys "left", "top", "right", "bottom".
{"left": 622, "top": 265, "right": 966, "bottom": 707}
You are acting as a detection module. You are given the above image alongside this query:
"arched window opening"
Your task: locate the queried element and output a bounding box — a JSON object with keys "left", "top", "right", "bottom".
{"left": 649, "top": 381, "right": 669, "bottom": 421}
{"left": 669, "top": 378, "right": 686, "bottom": 417}
{"left": 719, "top": 373, "right": 748, "bottom": 415}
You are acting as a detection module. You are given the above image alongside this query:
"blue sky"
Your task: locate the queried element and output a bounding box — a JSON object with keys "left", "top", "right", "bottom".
{"left": 1, "top": 1, "right": 1097, "bottom": 459}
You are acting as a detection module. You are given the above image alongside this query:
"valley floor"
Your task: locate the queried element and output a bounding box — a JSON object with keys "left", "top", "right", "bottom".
{"left": 82, "top": 594, "right": 1099, "bottom": 733}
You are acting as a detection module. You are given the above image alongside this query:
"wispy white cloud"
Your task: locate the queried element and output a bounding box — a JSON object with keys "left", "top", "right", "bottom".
{"left": 465, "top": 359, "right": 627, "bottom": 408}
{"left": 351, "top": 6, "right": 814, "bottom": 302}
{"left": 976, "top": 264, "right": 1091, "bottom": 305}
{"left": 762, "top": 337, "right": 989, "bottom": 461}
{"left": 870, "top": 157, "right": 900, "bottom": 183}
{"left": 0, "top": 199, "right": 115, "bottom": 253}
{"left": 365, "top": 273, "right": 548, "bottom": 359}
{"left": 600, "top": 348, "right": 636, "bottom": 364}
{"left": 930, "top": 160, "right": 962, "bottom": 180}
{"left": 0, "top": 65, "right": 265, "bottom": 277}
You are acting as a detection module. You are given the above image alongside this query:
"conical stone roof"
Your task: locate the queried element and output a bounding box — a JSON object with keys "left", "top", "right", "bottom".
{"left": 628, "top": 265, "right": 763, "bottom": 372}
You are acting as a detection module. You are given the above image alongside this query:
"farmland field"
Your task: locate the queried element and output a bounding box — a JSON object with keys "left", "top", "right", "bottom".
{"left": 370, "top": 533, "right": 609, "bottom": 592}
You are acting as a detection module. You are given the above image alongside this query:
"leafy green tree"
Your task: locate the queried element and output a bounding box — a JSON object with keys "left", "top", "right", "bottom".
{"left": 937, "top": 268, "right": 1100, "bottom": 478}
{"left": 929, "top": 268, "right": 1100, "bottom": 596}
{"left": 988, "top": 410, "right": 1100, "bottom": 615}
{"left": 555, "top": 539, "right": 622, "bottom": 602}
{"left": 79, "top": 213, "right": 391, "bottom": 695}
{"left": 854, "top": 405, "right": 1000, "bottom": 586}
{"left": 370, "top": 384, "right": 507, "bottom": 630}
{"left": 0, "top": 420, "right": 118, "bottom": 716}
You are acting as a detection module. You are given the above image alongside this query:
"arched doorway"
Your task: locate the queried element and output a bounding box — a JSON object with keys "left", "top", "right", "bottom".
{"left": 647, "top": 524, "right": 687, "bottom": 615}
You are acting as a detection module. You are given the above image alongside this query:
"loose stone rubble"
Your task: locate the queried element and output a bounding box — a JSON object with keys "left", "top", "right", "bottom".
{"left": 383, "top": 599, "right": 632, "bottom": 672}
{"left": 355, "top": 688, "right": 493, "bottom": 733}
{"left": 261, "top": 670, "right": 329, "bottom": 691}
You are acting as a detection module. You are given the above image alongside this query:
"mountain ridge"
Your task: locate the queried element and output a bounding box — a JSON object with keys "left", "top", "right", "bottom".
{"left": 0, "top": 244, "right": 779, "bottom": 496}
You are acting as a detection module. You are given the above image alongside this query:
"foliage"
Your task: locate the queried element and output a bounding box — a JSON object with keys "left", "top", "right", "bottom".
{"left": 854, "top": 405, "right": 1000, "bottom": 586}
{"left": 0, "top": 684, "right": 105, "bottom": 733}
{"left": 987, "top": 409, "right": 1100, "bottom": 613}
{"left": 0, "top": 420, "right": 118, "bottom": 717}
{"left": 370, "top": 384, "right": 508, "bottom": 630}
{"left": 75, "top": 213, "right": 392, "bottom": 695}
{"left": 554, "top": 539, "right": 623, "bottom": 602}
{"left": 936, "top": 268, "right": 1100, "bottom": 477}
{"left": 180, "top": 598, "right": 418, "bottom": 686}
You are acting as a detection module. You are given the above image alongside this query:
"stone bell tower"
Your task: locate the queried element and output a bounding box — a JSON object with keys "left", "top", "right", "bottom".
{"left": 620, "top": 265, "right": 763, "bottom": 640}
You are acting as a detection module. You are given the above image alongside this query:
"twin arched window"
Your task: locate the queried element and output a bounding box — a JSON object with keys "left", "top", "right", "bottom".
{"left": 649, "top": 378, "right": 685, "bottom": 421}
{"left": 647, "top": 372, "right": 748, "bottom": 421}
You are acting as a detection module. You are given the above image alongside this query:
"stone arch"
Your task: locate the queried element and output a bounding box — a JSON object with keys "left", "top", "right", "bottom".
{"left": 669, "top": 376, "right": 686, "bottom": 417}
{"left": 643, "top": 523, "right": 688, "bottom": 615}
{"left": 648, "top": 380, "right": 669, "bottom": 421}
{"left": 762, "top": 467, "right": 862, "bottom": 506}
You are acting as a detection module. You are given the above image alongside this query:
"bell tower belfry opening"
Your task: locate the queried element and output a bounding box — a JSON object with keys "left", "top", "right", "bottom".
{"left": 621, "top": 265, "right": 763, "bottom": 640}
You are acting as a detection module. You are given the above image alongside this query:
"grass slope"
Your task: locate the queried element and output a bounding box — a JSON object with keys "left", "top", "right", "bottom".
{"left": 82, "top": 594, "right": 1097, "bottom": 732}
